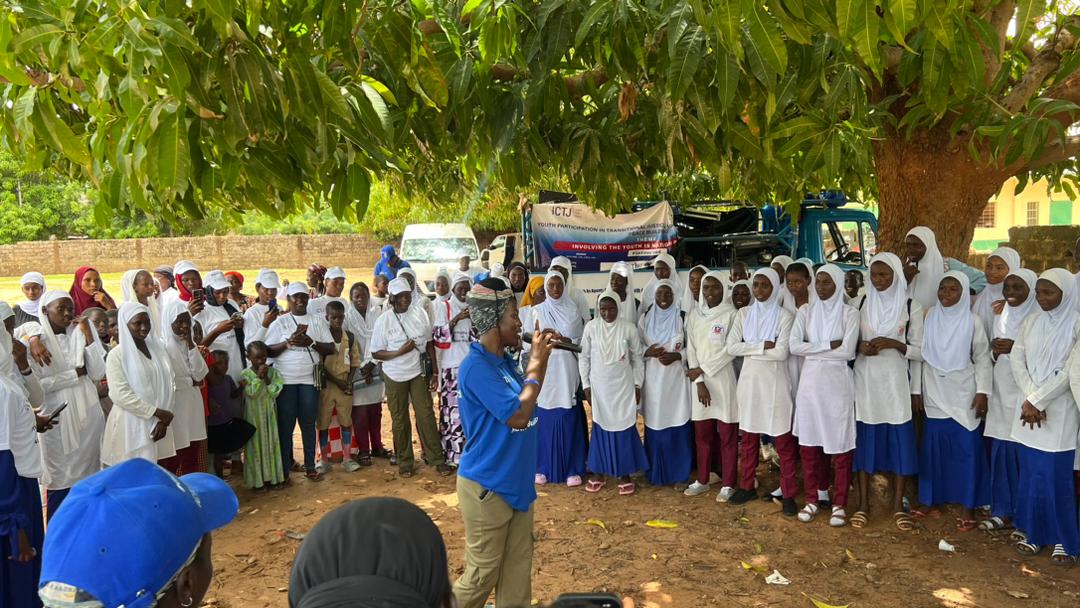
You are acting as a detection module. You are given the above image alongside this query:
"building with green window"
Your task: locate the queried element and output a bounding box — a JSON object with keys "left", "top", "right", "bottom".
{"left": 970, "top": 177, "right": 1078, "bottom": 253}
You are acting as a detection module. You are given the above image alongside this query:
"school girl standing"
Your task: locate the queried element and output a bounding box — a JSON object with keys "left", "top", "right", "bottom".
{"left": 162, "top": 300, "right": 210, "bottom": 476}
{"left": 972, "top": 247, "right": 1021, "bottom": 340}
{"left": 724, "top": 268, "right": 797, "bottom": 513}
{"left": 981, "top": 268, "right": 1038, "bottom": 531}
{"left": 533, "top": 270, "right": 587, "bottom": 486}
{"left": 580, "top": 291, "right": 647, "bottom": 495}
{"left": 684, "top": 271, "right": 738, "bottom": 501}
{"left": 639, "top": 279, "right": 693, "bottom": 487}
{"left": 433, "top": 272, "right": 474, "bottom": 465}
{"left": 1011, "top": 268, "right": 1080, "bottom": 564}
{"left": 790, "top": 265, "right": 859, "bottom": 526}
{"left": 850, "top": 253, "right": 923, "bottom": 530}
{"left": 911, "top": 271, "right": 992, "bottom": 531}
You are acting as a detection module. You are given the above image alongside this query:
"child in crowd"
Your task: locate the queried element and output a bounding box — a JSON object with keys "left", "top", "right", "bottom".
{"left": 345, "top": 282, "right": 388, "bottom": 467}
{"left": 87, "top": 309, "right": 110, "bottom": 352}
{"left": 106, "top": 309, "right": 119, "bottom": 348}
{"left": 318, "top": 301, "right": 361, "bottom": 473}
{"left": 205, "top": 350, "right": 245, "bottom": 478}
{"left": 242, "top": 341, "right": 285, "bottom": 490}
{"left": 844, "top": 269, "right": 866, "bottom": 307}
{"left": 729, "top": 261, "right": 751, "bottom": 284}
{"left": 433, "top": 272, "right": 474, "bottom": 466}
{"left": 370, "top": 273, "right": 390, "bottom": 313}
{"left": 581, "top": 292, "right": 647, "bottom": 495}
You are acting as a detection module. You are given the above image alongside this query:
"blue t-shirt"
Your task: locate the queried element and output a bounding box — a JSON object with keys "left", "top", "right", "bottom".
{"left": 457, "top": 343, "right": 537, "bottom": 512}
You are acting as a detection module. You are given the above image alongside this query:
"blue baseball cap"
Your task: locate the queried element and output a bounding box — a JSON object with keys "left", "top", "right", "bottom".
{"left": 38, "top": 459, "right": 239, "bottom": 608}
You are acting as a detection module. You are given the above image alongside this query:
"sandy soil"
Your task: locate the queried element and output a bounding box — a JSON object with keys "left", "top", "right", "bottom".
{"left": 208, "top": 414, "right": 1080, "bottom": 608}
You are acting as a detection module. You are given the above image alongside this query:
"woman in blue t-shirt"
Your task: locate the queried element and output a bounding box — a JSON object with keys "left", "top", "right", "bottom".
{"left": 452, "top": 278, "right": 558, "bottom": 608}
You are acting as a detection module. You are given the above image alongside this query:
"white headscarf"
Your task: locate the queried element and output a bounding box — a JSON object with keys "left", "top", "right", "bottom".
{"left": 434, "top": 267, "right": 452, "bottom": 304}
{"left": 698, "top": 270, "right": 731, "bottom": 318}
{"left": 120, "top": 269, "right": 161, "bottom": 335}
{"left": 781, "top": 259, "right": 816, "bottom": 311}
{"left": 905, "top": 226, "right": 945, "bottom": 311}
{"left": 693, "top": 272, "right": 734, "bottom": 376}
{"left": 608, "top": 262, "right": 637, "bottom": 321}
{"left": 805, "top": 264, "right": 847, "bottom": 343}
{"left": 595, "top": 290, "right": 632, "bottom": 364}
{"left": 972, "top": 246, "right": 1021, "bottom": 334}
{"left": 994, "top": 269, "right": 1038, "bottom": 340}
{"left": 113, "top": 302, "right": 174, "bottom": 458}
{"left": 162, "top": 299, "right": 195, "bottom": 374}
{"left": 922, "top": 271, "right": 974, "bottom": 373}
{"left": 36, "top": 290, "right": 99, "bottom": 454}
{"left": 0, "top": 302, "right": 17, "bottom": 384}
{"left": 490, "top": 262, "right": 506, "bottom": 279}
{"left": 396, "top": 268, "right": 427, "bottom": 310}
{"left": 549, "top": 256, "right": 575, "bottom": 288}
{"left": 1026, "top": 268, "right": 1078, "bottom": 383}
{"left": 18, "top": 272, "right": 45, "bottom": 317}
{"left": 865, "top": 253, "right": 909, "bottom": 338}
{"left": 448, "top": 271, "right": 472, "bottom": 320}
{"left": 683, "top": 265, "right": 709, "bottom": 316}
{"left": 641, "top": 253, "right": 682, "bottom": 316}
{"left": 742, "top": 268, "right": 783, "bottom": 343}
{"left": 643, "top": 279, "right": 681, "bottom": 346}
{"left": 537, "top": 271, "right": 583, "bottom": 340}
{"left": 0, "top": 299, "right": 37, "bottom": 477}
{"left": 730, "top": 279, "right": 751, "bottom": 309}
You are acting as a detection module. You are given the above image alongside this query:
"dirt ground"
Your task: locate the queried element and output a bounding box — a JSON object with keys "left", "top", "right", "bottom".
{"left": 209, "top": 411, "right": 1080, "bottom": 608}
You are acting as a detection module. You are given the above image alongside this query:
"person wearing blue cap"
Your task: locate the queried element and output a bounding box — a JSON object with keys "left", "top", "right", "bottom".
{"left": 37, "top": 458, "right": 239, "bottom": 608}
{"left": 373, "top": 245, "right": 410, "bottom": 280}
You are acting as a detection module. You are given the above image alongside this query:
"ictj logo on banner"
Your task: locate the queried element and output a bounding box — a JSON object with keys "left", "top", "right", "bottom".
{"left": 532, "top": 202, "right": 679, "bottom": 271}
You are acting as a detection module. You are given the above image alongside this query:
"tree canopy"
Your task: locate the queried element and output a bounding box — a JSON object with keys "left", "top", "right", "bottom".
{"left": 1, "top": 1, "right": 1078, "bottom": 254}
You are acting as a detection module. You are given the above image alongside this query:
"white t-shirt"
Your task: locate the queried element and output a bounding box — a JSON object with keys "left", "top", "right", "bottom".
{"left": 266, "top": 313, "right": 333, "bottom": 385}
{"left": 369, "top": 307, "right": 432, "bottom": 383}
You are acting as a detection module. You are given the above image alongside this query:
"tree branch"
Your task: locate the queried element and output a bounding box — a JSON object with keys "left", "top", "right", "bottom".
{"left": 986, "top": 0, "right": 1016, "bottom": 83}
{"left": 1024, "top": 134, "right": 1080, "bottom": 171}
{"left": 1000, "top": 24, "right": 1079, "bottom": 113}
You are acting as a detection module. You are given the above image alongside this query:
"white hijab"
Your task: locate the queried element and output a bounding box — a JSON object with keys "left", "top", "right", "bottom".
{"left": 537, "top": 271, "right": 583, "bottom": 340}
{"left": 18, "top": 272, "right": 45, "bottom": 317}
{"left": 641, "top": 253, "right": 682, "bottom": 316}
{"left": 114, "top": 302, "right": 175, "bottom": 457}
{"left": 396, "top": 268, "right": 427, "bottom": 312}
{"left": 772, "top": 255, "right": 794, "bottom": 300}
{"left": 0, "top": 302, "right": 38, "bottom": 477}
{"left": 36, "top": 290, "right": 98, "bottom": 454}
{"left": 595, "top": 291, "right": 633, "bottom": 364}
{"left": 906, "top": 226, "right": 945, "bottom": 311}
{"left": 643, "top": 279, "right": 682, "bottom": 346}
{"left": 698, "top": 270, "right": 732, "bottom": 318}
{"left": 865, "top": 253, "right": 910, "bottom": 338}
{"left": 781, "top": 259, "right": 816, "bottom": 312}
{"left": 608, "top": 261, "right": 637, "bottom": 321}
{"left": 994, "top": 269, "right": 1038, "bottom": 341}
{"left": 0, "top": 302, "right": 21, "bottom": 390}
{"left": 162, "top": 299, "right": 195, "bottom": 377}
{"left": 743, "top": 268, "right": 783, "bottom": 343}
{"left": 694, "top": 271, "right": 734, "bottom": 376}
{"left": 683, "top": 265, "right": 709, "bottom": 317}
{"left": 434, "top": 267, "right": 452, "bottom": 304}
{"left": 121, "top": 269, "right": 162, "bottom": 335}
{"left": 1026, "top": 268, "right": 1078, "bottom": 384}
{"left": 922, "top": 271, "right": 974, "bottom": 373}
{"left": 805, "top": 264, "right": 846, "bottom": 343}
{"left": 972, "top": 246, "right": 1021, "bottom": 334}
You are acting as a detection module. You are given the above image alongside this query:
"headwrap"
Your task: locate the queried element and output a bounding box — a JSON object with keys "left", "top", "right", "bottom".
{"left": 1026, "top": 268, "right": 1078, "bottom": 384}
{"left": 225, "top": 271, "right": 245, "bottom": 287}
{"left": 256, "top": 269, "right": 281, "bottom": 290}
{"left": 994, "top": 269, "right": 1038, "bottom": 341}
{"left": 905, "top": 226, "right": 945, "bottom": 311}
{"left": 643, "top": 279, "right": 681, "bottom": 346}
{"left": 640, "top": 253, "right": 683, "bottom": 316}
{"left": 69, "top": 266, "right": 111, "bottom": 315}
{"left": 865, "top": 252, "right": 909, "bottom": 339}
{"left": 163, "top": 299, "right": 196, "bottom": 379}
{"left": 153, "top": 265, "right": 174, "bottom": 286}
{"left": 537, "top": 271, "right": 583, "bottom": 341}
{"left": 697, "top": 270, "right": 731, "bottom": 317}
{"left": 112, "top": 302, "right": 174, "bottom": 461}
{"left": 288, "top": 497, "right": 450, "bottom": 608}
{"left": 743, "top": 268, "right": 783, "bottom": 343}
{"left": 595, "top": 290, "right": 632, "bottom": 364}
{"left": 608, "top": 261, "right": 637, "bottom": 321}
{"left": 972, "top": 246, "right": 1021, "bottom": 334}
{"left": 805, "top": 264, "right": 847, "bottom": 344}
{"left": 520, "top": 276, "right": 545, "bottom": 307}
{"left": 508, "top": 262, "right": 530, "bottom": 293}
{"left": 18, "top": 271, "right": 45, "bottom": 317}
{"left": 174, "top": 261, "right": 200, "bottom": 302}
{"left": 466, "top": 281, "right": 514, "bottom": 335}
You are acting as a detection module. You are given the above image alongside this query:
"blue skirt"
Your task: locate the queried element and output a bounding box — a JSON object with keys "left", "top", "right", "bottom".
{"left": 989, "top": 438, "right": 1022, "bottom": 520}
{"left": 918, "top": 417, "right": 990, "bottom": 509}
{"left": 852, "top": 420, "right": 917, "bottom": 475}
{"left": 536, "top": 407, "right": 587, "bottom": 482}
{"left": 587, "top": 425, "right": 649, "bottom": 478}
{"left": 1015, "top": 446, "right": 1080, "bottom": 554}
{"left": 1, "top": 456, "right": 43, "bottom": 608}
{"left": 644, "top": 424, "right": 692, "bottom": 486}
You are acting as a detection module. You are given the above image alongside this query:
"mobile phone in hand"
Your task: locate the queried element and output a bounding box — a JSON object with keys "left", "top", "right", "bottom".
{"left": 48, "top": 402, "right": 69, "bottom": 423}
{"left": 192, "top": 288, "right": 205, "bottom": 300}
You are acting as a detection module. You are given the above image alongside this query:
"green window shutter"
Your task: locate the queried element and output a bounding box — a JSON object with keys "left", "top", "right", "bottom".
{"left": 1049, "top": 200, "right": 1072, "bottom": 226}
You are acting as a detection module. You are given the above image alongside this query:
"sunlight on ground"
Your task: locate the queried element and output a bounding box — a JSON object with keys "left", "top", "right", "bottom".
{"left": 933, "top": 587, "right": 977, "bottom": 607}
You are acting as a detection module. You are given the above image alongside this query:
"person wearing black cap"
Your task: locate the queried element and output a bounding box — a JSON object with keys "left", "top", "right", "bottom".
{"left": 37, "top": 458, "right": 239, "bottom": 608}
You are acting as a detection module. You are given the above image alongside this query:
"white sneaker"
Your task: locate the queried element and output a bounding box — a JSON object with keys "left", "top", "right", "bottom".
{"left": 342, "top": 460, "right": 361, "bottom": 472}
{"left": 716, "top": 486, "right": 736, "bottom": 503}
{"left": 317, "top": 462, "right": 331, "bottom": 474}
{"left": 566, "top": 475, "right": 583, "bottom": 488}
{"left": 535, "top": 473, "right": 548, "bottom": 485}
{"left": 684, "top": 481, "right": 710, "bottom": 497}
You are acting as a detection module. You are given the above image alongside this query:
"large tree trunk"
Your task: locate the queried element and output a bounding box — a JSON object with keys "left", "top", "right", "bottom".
{"left": 873, "top": 126, "right": 1009, "bottom": 261}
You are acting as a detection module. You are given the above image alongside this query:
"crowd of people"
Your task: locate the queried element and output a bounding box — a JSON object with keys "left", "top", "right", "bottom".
{"left": 3, "top": 225, "right": 1080, "bottom": 607}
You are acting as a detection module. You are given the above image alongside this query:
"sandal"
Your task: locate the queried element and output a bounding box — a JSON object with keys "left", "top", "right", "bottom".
{"left": 894, "top": 512, "right": 916, "bottom": 531}
{"left": 1014, "top": 540, "right": 1042, "bottom": 556}
{"left": 1051, "top": 544, "right": 1077, "bottom": 567}
{"left": 978, "top": 516, "right": 1012, "bottom": 531}
{"left": 910, "top": 506, "right": 940, "bottom": 519}
{"left": 956, "top": 518, "right": 978, "bottom": 532}
{"left": 585, "top": 479, "right": 606, "bottom": 493}
{"left": 617, "top": 482, "right": 636, "bottom": 496}
{"left": 797, "top": 503, "right": 819, "bottom": 523}
{"left": 850, "top": 511, "right": 869, "bottom": 529}
{"left": 829, "top": 507, "right": 848, "bottom": 528}
{"left": 357, "top": 455, "right": 373, "bottom": 467}
{"left": 304, "top": 470, "right": 324, "bottom": 482}
{"left": 1010, "top": 530, "right": 1028, "bottom": 542}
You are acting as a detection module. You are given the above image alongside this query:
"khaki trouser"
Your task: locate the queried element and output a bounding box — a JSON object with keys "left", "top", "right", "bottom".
{"left": 453, "top": 476, "right": 534, "bottom": 608}
{"left": 384, "top": 374, "right": 445, "bottom": 470}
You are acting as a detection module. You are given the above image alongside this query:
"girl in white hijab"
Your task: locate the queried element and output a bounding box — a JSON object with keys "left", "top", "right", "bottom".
{"left": 1010, "top": 268, "right": 1080, "bottom": 562}
{"left": 161, "top": 299, "right": 210, "bottom": 475}
{"left": 580, "top": 291, "right": 646, "bottom": 495}
{"left": 608, "top": 261, "right": 638, "bottom": 322}
{"left": 770, "top": 255, "right": 794, "bottom": 303}
{"left": 912, "top": 271, "right": 992, "bottom": 532}
{"left": 682, "top": 265, "right": 708, "bottom": 319}
{"left": 120, "top": 269, "right": 162, "bottom": 334}
{"left": 684, "top": 270, "right": 739, "bottom": 500}
{"left": 101, "top": 303, "right": 177, "bottom": 467}
{"left": 981, "top": 268, "right": 1037, "bottom": 532}
{"left": 904, "top": 226, "right": 945, "bottom": 311}
{"left": 22, "top": 290, "right": 107, "bottom": 519}
{"left": 549, "top": 256, "right": 591, "bottom": 323}
{"left": 433, "top": 268, "right": 453, "bottom": 304}
{"left": 0, "top": 302, "right": 43, "bottom": 406}
{"left": 639, "top": 279, "right": 693, "bottom": 488}
{"left": 972, "top": 246, "right": 1022, "bottom": 340}
{"left": 790, "top": 264, "right": 860, "bottom": 526}
{"left": 533, "top": 271, "right": 587, "bottom": 487}
{"left": 639, "top": 253, "right": 682, "bottom": 320}
{"left": 15, "top": 272, "right": 45, "bottom": 327}
{"left": 725, "top": 268, "right": 798, "bottom": 512}
{"left": 850, "top": 253, "right": 923, "bottom": 531}
{"left": 432, "top": 271, "right": 473, "bottom": 465}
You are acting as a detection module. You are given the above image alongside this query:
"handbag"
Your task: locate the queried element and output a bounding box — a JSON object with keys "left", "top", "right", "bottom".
{"left": 293, "top": 316, "right": 325, "bottom": 390}
{"left": 393, "top": 309, "right": 433, "bottom": 379}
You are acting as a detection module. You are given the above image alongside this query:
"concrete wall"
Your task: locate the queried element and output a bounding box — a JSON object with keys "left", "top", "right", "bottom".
{"left": 1006, "top": 225, "right": 1080, "bottom": 273}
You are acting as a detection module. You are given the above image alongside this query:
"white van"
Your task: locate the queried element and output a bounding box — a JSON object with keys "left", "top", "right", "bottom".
{"left": 399, "top": 223, "right": 480, "bottom": 293}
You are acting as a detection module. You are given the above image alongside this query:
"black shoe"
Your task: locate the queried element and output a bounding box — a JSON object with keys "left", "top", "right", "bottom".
{"left": 782, "top": 498, "right": 798, "bottom": 517}
{"left": 818, "top": 499, "right": 833, "bottom": 510}
{"left": 727, "top": 488, "right": 757, "bottom": 505}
